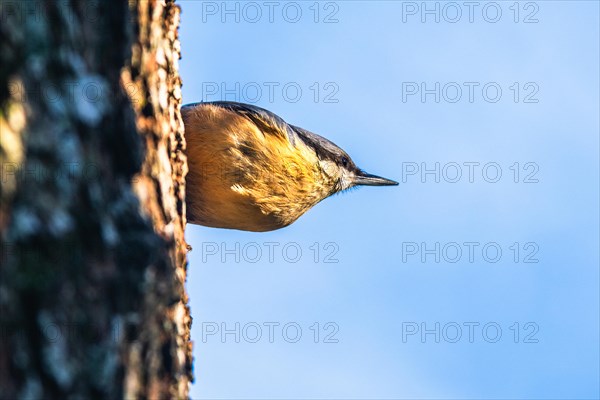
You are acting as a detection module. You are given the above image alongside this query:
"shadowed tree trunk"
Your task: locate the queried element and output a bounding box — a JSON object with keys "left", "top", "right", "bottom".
{"left": 0, "top": 0, "right": 193, "bottom": 398}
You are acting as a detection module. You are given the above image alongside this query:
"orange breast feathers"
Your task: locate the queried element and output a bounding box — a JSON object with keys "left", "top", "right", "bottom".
{"left": 183, "top": 104, "right": 329, "bottom": 232}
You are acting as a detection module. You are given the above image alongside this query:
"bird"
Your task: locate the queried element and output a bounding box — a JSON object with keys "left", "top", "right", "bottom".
{"left": 182, "top": 101, "right": 398, "bottom": 232}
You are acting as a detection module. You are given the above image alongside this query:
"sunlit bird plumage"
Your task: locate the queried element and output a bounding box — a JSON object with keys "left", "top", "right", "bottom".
{"left": 182, "top": 101, "right": 397, "bottom": 232}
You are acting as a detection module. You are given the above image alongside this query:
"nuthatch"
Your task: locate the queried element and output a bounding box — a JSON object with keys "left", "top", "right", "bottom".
{"left": 182, "top": 101, "right": 397, "bottom": 232}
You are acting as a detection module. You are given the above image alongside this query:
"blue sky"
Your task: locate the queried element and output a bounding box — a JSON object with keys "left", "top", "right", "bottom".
{"left": 179, "top": 1, "right": 599, "bottom": 398}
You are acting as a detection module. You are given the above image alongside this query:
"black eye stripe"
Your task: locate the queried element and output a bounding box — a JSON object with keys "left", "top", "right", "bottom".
{"left": 341, "top": 157, "right": 349, "bottom": 167}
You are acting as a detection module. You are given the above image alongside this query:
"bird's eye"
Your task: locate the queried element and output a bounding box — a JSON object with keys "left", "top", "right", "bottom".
{"left": 341, "top": 157, "right": 349, "bottom": 167}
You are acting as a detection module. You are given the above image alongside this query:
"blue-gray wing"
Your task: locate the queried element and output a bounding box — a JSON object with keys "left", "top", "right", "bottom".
{"left": 182, "top": 101, "right": 298, "bottom": 146}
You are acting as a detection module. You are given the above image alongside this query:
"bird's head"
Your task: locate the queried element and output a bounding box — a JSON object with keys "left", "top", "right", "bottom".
{"left": 292, "top": 126, "right": 398, "bottom": 196}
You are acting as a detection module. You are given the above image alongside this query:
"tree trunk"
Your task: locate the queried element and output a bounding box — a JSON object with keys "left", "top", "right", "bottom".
{"left": 0, "top": 1, "right": 193, "bottom": 398}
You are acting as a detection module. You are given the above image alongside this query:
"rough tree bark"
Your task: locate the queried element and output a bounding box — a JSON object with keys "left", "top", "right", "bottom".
{"left": 0, "top": 1, "right": 193, "bottom": 398}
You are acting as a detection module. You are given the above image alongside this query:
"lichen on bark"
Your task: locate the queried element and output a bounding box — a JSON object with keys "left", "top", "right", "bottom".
{"left": 0, "top": 1, "right": 192, "bottom": 398}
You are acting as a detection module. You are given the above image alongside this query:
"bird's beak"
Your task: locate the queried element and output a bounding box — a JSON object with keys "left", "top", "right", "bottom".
{"left": 353, "top": 171, "right": 399, "bottom": 186}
